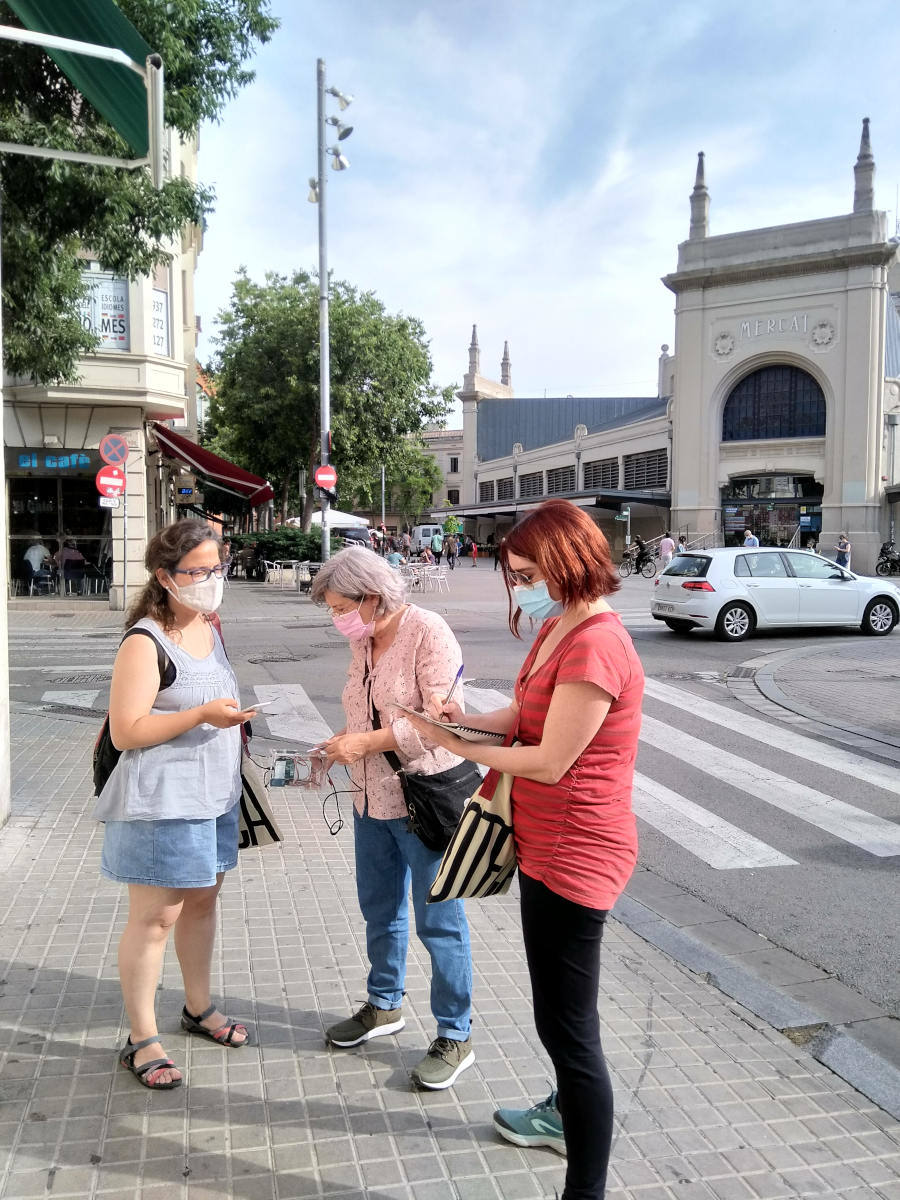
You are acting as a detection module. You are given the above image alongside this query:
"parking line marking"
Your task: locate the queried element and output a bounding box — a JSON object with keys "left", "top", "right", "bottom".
{"left": 640, "top": 714, "right": 900, "bottom": 857}
{"left": 644, "top": 678, "right": 900, "bottom": 796}
{"left": 633, "top": 773, "right": 796, "bottom": 869}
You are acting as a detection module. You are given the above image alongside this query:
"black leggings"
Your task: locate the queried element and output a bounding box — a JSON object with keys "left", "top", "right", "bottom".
{"left": 519, "top": 871, "right": 613, "bottom": 1200}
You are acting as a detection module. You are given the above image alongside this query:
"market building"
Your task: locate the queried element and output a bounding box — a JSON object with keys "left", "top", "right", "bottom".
{"left": 432, "top": 120, "right": 900, "bottom": 574}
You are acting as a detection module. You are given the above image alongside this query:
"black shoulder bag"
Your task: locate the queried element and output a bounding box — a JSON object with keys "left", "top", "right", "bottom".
{"left": 367, "top": 663, "right": 483, "bottom": 852}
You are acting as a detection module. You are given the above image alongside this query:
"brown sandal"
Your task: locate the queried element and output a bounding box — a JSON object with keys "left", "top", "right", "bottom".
{"left": 181, "top": 1003, "right": 250, "bottom": 1046}
{"left": 119, "top": 1035, "right": 182, "bottom": 1089}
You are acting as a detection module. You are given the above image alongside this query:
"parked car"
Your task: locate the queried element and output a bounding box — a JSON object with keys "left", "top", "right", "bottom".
{"left": 339, "top": 526, "right": 373, "bottom": 548}
{"left": 650, "top": 547, "right": 900, "bottom": 641}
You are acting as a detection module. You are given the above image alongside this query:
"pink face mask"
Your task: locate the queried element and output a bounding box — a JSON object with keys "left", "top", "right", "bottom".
{"left": 332, "top": 600, "right": 375, "bottom": 641}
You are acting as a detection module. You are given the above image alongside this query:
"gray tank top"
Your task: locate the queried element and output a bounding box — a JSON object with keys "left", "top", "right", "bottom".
{"left": 94, "top": 616, "right": 242, "bottom": 822}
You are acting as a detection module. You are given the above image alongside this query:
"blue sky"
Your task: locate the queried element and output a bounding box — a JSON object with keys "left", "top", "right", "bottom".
{"left": 194, "top": 0, "right": 900, "bottom": 414}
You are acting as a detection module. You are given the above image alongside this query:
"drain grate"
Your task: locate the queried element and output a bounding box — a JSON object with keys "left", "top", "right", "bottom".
{"left": 466, "top": 677, "right": 515, "bottom": 690}
{"left": 40, "top": 704, "right": 106, "bottom": 718}
{"left": 49, "top": 673, "right": 111, "bottom": 684}
{"left": 248, "top": 652, "right": 313, "bottom": 664}
{"left": 310, "top": 642, "right": 347, "bottom": 650}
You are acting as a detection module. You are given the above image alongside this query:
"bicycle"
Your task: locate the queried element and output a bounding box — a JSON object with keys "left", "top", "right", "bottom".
{"left": 618, "top": 550, "right": 657, "bottom": 579}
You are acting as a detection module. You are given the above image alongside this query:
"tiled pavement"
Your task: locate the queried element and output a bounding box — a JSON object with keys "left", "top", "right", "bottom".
{"left": 3, "top": 702, "right": 899, "bottom": 1200}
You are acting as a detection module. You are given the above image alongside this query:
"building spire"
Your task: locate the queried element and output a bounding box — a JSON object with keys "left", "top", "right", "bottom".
{"left": 689, "top": 151, "right": 709, "bottom": 240}
{"left": 500, "top": 340, "right": 511, "bottom": 386}
{"left": 468, "top": 324, "right": 480, "bottom": 375}
{"left": 853, "top": 117, "right": 875, "bottom": 214}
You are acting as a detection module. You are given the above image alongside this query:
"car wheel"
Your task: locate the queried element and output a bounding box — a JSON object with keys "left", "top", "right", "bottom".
{"left": 861, "top": 598, "right": 898, "bottom": 636}
{"left": 641, "top": 559, "right": 658, "bottom": 578}
{"left": 664, "top": 619, "right": 694, "bottom": 634}
{"left": 715, "top": 601, "right": 755, "bottom": 642}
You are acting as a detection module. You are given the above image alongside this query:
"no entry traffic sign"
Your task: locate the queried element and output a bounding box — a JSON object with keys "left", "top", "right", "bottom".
{"left": 315, "top": 464, "right": 338, "bottom": 489}
{"left": 98, "top": 433, "right": 129, "bottom": 466}
{"left": 95, "top": 465, "right": 126, "bottom": 497}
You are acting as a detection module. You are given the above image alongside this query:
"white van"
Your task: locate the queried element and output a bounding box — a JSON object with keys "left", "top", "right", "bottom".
{"left": 411, "top": 524, "right": 443, "bottom": 553}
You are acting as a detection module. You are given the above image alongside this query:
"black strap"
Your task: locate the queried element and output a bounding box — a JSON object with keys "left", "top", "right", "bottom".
{"left": 121, "top": 627, "right": 174, "bottom": 690}
{"left": 370, "top": 702, "right": 405, "bottom": 777}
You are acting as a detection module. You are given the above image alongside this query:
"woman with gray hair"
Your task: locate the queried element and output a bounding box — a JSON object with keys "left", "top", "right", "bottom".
{"left": 311, "top": 547, "right": 477, "bottom": 1091}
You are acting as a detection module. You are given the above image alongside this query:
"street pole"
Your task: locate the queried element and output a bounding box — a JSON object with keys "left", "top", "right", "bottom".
{"left": 316, "top": 58, "right": 331, "bottom": 562}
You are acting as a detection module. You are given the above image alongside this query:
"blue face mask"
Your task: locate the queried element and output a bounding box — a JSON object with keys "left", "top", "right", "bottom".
{"left": 513, "top": 580, "right": 564, "bottom": 620}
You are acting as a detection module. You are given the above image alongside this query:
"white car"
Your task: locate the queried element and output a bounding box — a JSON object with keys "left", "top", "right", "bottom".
{"left": 650, "top": 547, "right": 900, "bottom": 641}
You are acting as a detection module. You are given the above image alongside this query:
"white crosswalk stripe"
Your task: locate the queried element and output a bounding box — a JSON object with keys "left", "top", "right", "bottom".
{"left": 632, "top": 773, "right": 796, "bottom": 870}
{"left": 39, "top": 689, "right": 101, "bottom": 709}
{"left": 644, "top": 677, "right": 900, "bottom": 795}
{"left": 253, "top": 683, "right": 332, "bottom": 747}
{"left": 640, "top": 713, "right": 900, "bottom": 857}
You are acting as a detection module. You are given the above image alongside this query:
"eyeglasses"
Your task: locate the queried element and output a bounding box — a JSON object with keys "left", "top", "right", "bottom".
{"left": 324, "top": 598, "right": 363, "bottom": 619}
{"left": 172, "top": 558, "right": 231, "bottom": 583}
{"left": 506, "top": 570, "right": 540, "bottom": 588}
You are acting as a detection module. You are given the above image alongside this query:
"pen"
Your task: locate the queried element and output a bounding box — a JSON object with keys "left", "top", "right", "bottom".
{"left": 444, "top": 664, "right": 464, "bottom": 706}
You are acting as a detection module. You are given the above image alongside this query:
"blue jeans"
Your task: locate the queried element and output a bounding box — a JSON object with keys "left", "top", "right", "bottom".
{"left": 353, "top": 807, "right": 472, "bottom": 1041}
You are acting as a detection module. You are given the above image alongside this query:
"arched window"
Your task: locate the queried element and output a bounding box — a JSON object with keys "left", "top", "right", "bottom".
{"left": 722, "top": 366, "right": 825, "bottom": 441}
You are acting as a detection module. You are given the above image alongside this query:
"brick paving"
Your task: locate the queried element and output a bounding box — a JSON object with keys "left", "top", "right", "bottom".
{"left": 4, "top": 583, "right": 900, "bottom": 1198}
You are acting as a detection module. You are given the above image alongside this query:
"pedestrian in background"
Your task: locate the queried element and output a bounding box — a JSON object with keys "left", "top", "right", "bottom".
{"left": 312, "top": 548, "right": 477, "bottom": 1091}
{"left": 834, "top": 532, "right": 851, "bottom": 567}
{"left": 494, "top": 536, "right": 502, "bottom": 570}
{"left": 470, "top": 537, "right": 478, "bottom": 567}
{"left": 444, "top": 534, "right": 458, "bottom": 570}
{"left": 658, "top": 530, "right": 675, "bottom": 568}
{"left": 676, "top": 534, "right": 686, "bottom": 554}
{"left": 97, "top": 519, "right": 255, "bottom": 1090}
{"left": 743, "top": 528, "right": 760, "bottom": 547}
{"left": 431, "top": 529, "right": 444, "bottom": 565}
{"left": 409, "top": 499, "right": 644, "bottom": 1200}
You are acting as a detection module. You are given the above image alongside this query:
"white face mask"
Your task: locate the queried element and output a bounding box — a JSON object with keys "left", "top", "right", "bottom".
{"left": 166, "top": 573, "right": 224, "bottom": 614}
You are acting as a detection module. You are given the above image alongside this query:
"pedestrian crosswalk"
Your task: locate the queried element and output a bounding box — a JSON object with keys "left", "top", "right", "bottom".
{"left": 19, "top": 629, "right": 897, "bottom": 875}
{"left": 246, "top": 674, "right": 900, "bottom": 874}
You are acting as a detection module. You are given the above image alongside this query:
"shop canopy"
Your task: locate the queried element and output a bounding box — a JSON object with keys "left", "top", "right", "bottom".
{"left": 1, "top": 0, "right": 164, "bottom": 180}
{"left": 151, "top": 423, "right": 274, "bottom": 508}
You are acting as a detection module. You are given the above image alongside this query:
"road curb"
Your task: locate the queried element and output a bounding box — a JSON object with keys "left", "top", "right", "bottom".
{"left": 614, "top": 891, "right": 900, "bottom": 1120}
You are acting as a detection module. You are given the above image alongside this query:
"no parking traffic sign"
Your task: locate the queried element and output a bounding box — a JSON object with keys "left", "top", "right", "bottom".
{"left": 98, "top": 434, "right": 129, "bottom": 466}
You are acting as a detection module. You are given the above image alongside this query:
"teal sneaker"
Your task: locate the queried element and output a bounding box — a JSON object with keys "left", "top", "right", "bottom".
{"left": 492, "top": 1089, "right": 566, "bottom": 1156}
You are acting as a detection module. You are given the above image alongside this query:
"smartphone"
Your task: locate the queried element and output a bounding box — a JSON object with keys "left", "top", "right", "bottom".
{"left": 245, "top": 700, "right": 278, "bottom": 712}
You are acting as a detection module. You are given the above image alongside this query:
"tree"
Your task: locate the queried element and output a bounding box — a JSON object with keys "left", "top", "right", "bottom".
{"left": 0, "top": 0, "right": 278, "bottom": 382}
{"left": 209, "top": 270, "right": 453, "bottom": 526}
{"left": 442, "top": 511, "right": 462, "bottom": 535}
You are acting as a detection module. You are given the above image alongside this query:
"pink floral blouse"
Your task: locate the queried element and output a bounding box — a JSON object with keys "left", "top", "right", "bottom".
{"left": 341, "top": 604, "right": 464, "bottom": 819}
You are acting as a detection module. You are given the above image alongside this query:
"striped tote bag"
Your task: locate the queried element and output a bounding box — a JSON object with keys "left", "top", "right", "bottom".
{"left": 426, "top": 768, "right": 516, "bottom": 902}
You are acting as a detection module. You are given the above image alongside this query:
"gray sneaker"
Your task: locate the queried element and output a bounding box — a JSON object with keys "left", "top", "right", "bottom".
{"left": 326, "top": 1001, "right": 405, "bottom": 1048}
{"left": 409, "top": 1036, "right": 475, "bottom": 1090}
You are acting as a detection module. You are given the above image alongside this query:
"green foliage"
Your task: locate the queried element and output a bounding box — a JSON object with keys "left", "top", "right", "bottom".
{"left": 230, "top": 528, "right": 338, "bottom": 563}
{"left": 210, "top": 270, "right": 452, "bottom": 526}
{"left": 381, "top": 443, "right": 444, "bottom": 526}
{"left": 0, "top": 0, "right": 278, "bottom": 382}
{"left": 442, "top": 513, "right": 462, "bottom": 535}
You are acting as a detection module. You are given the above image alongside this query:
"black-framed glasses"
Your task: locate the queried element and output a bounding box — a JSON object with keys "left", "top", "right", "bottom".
{"left": 172, "top": 558, "right": 231, "bottom": 583}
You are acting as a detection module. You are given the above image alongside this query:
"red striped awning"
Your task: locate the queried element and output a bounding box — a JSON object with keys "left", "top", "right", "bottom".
{"left": 151, "top": 423, "right": 273, "bottom": 507}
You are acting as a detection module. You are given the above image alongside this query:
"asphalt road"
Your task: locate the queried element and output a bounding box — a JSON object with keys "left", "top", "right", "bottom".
{"left": 8, "top": 567, "right": 899, "bottom": 1017}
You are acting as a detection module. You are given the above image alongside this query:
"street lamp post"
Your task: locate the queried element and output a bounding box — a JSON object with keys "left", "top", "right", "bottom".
{"left": 310, "top": 58, "right": 352, "bottom": 562}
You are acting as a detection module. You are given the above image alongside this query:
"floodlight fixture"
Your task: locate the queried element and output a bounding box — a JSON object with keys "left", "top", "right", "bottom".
{"left": 326, "top": 117, "right": 354, "bottom": 140}
{"left": 326, "top": 86, "right": 353, "bottom": 110}
{"left": 307, "top": 177, "right": 319, "bottom": 203}
{"left": 329, "top": 149, "right": 349, "bottom": 171}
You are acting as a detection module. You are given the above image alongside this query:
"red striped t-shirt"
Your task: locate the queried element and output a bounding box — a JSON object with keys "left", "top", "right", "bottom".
{"left": 510, "top": 611, "right": 642, "bottom": 910}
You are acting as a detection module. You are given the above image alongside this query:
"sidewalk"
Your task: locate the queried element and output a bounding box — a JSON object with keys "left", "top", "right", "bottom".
{"left": 4, "top": 584, "right": 900, "bottom": 1199}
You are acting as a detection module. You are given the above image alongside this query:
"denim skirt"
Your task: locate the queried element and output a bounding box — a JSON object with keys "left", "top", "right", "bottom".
{"left": 100, "top": 803, "right": 240, "bottom": 889}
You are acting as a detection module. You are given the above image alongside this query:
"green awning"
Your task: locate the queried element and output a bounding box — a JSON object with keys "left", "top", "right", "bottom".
{"left": 6, "top": 0, "right": 153, "bottom": 155}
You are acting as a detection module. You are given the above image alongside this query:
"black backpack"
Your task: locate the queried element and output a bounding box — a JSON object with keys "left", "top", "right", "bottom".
{"left": 93, "top": 629, "right": 176, "bottom": 796}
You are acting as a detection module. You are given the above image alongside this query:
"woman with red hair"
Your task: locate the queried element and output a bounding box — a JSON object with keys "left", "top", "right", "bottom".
{"left": 408, "top": 499, "right": 643, "bottom": 1200}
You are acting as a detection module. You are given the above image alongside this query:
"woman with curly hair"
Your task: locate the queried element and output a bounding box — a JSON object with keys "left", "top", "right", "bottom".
{"left": 96, "top": 519, "right": 256, "bottom": 1089}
